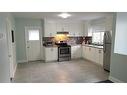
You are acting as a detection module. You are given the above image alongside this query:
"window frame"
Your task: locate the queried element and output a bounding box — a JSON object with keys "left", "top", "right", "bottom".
{"left": 89, "top": 25, "right": 105, "bottom": 45}
{"left": 28, "top": 29, "right": 40, "bottom": 41}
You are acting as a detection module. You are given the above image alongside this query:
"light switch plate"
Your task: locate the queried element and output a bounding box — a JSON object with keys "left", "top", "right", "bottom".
{"left": 0, "top": 33, "right": 5, "bottom": 40}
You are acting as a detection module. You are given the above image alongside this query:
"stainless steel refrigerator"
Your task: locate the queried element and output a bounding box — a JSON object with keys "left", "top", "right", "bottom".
{"left": 103, "top": 31, "right": 112, "bottom": 71}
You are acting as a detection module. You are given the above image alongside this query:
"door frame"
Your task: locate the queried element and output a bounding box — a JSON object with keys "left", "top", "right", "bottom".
{"left": 25, "top": 26, "right": 42, "bottom": 62}
{"left": 6, "top": 17, "right": 14, "bottom": 79}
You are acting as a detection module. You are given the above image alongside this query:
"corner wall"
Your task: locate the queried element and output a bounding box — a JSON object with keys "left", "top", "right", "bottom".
{"left": 109, "top": 13, "right": 127, "bottom": 82}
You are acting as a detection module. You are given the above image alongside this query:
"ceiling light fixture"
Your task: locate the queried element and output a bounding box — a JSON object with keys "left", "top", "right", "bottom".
{"left": 58, "top": 12, "right": 71, "bottom": 19}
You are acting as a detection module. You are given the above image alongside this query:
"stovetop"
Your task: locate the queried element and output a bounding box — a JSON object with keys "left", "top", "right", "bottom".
{"left": 55, "top": 42, "right": 71, "bottom": 47}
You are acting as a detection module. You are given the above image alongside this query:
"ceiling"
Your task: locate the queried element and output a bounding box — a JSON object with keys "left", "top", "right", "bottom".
{"left": 12, "top": 12, "right": 113, "bottom": 21}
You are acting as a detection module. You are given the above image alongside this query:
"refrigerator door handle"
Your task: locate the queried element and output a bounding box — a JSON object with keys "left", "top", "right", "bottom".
{"left": 103, "top": 43, "right": 106, "bottom": 53}
{"left": 103, "top": 33, "right": 106, "bottom": 53}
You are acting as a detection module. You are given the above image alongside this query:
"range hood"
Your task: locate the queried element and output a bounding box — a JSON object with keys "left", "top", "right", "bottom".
{"left": 57, "top": 32, "right": 69, "bottom": 35}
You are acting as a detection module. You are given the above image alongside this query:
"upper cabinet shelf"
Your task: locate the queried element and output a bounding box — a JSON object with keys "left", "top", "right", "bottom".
{"left": 44, "top": 16, "right": 113, "bottom": 37}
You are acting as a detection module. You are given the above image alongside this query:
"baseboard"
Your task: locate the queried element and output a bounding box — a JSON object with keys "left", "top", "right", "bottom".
{"left": 17, "top": 60, "right": 27, "bottom": 63}
{"left": 45, "top": 60, "right": 57, "bottom": 63}
{"left": 109, "top": 76, "right": 124, "bottom": 83}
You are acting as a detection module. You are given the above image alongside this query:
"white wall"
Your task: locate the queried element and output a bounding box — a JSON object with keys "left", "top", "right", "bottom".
{"left": 114, "top": 13, "right": 127, "bottom": 55}
{"left": 6, "top": 13, "right": 17, "bottom": 78}
{"left": 15, "top": 18, "right": 44, "bottom": 62}
{"left": 0, "top": 13, "right": 10, "bottom": 82}
{"left": 109, "top": 13, "right": 127, "bottom": 82}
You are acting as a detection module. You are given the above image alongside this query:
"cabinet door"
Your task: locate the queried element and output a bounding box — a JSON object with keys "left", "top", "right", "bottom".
{"left": 85, "top": 47, "right": 96, "bottom": 62}
{"left": 63, "top": 23, "right": 69, "bottom": 31}
{"left": 94, "top": 48, "right": 100, "bottom": 64}
{"left": 85, "top": 46, "right": 90, "bottom": 60}
{"left": 89, "top": 47, "right": 95, "bottom": 61}
{"left": 45, "top": 47, "right": 58, "bottom": 62}
{"left": 71, "top": 45, "right": 81, "bottom": 59}
{"left": 83, "top": 21, "right": 89, "bottom": 36}
{"left": 82, "top": 46, "right": 85, "bottom": 58}
{"left": 69, "top": 23, "right": 75, "bottom": 36}
{"left": 71, "top": 46, "right": 76, "bottom": 59}
{"left": 99, "top": 49, "right": 103, "bottom": 66}
{"left": 75, "top": 45, "right": 82, "bottom": 58}
{"left": 56, "top": 23, "right": 62, "bottom": 31}
{"left": 76, "top": 23, "right": 83, "bottom": 36}
{"left": 56, "top": 23, "right": 69, "bottom": 32}
{"left": 105, "top": 16, "right": 113, "bottom": 31}
{"left": 52, "top": 47, "right": 58, "bottom": 61}
{"left": 93, "top": 48, "right": 103, "bottom": 66}
{"left": 44, "top": 22, "right": 56, "bottom": 37}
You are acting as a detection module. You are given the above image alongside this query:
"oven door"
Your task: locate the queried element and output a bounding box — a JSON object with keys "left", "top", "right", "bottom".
{"left": 59, "top": 47, "right": 70, "bottom": 55}
{"left": 58, "top": 46, "right": 71, "bottom": 61}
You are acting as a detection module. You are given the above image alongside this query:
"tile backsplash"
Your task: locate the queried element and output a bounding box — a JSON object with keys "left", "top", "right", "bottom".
{"left": 43, "top": 36, "right": 92, "bottom": 45}
{"left": 43, "top": 36, "right": 85, "bottom": 45}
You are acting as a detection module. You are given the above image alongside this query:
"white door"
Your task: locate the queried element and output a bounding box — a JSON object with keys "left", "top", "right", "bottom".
{"left": 25, "top": 27, "right": 41, "bottom": 61}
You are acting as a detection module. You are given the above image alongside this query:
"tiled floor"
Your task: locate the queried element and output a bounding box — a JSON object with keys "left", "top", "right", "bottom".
{"left": 13, "top": 59, "right": 109, "bottom": 83}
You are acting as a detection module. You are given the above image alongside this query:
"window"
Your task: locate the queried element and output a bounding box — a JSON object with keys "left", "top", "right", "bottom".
{"left": 92, "top": 31, "right": 104, "bottom": 44}
{"left": 28, "top": 30, "right": 39, "bottom": 40}
{"left": 89, "top": 25, "right": 105, "bottom": 45}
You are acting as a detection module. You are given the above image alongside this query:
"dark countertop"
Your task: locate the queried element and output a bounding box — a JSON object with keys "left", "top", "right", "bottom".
{"left": 82, "top": 44, "right": 103, "bottom": 49}
{"left": 43, "top": 44, "right": 82, "bottom": 48}
{"left": 43, "top": 45, "right": 58, "bottom": 48}
{"left": 43, "top": 44, "right": 103, "bottom": 49}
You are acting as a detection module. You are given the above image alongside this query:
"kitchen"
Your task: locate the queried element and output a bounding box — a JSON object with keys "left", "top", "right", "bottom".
{"left": 43, "top": 13, "right": 113, "bottom": 69}
{"left": 0, "top": 0, "right": 127, "bottom": 94}
{"left": 12, "top": 12, "right": 113, "bottom": 82}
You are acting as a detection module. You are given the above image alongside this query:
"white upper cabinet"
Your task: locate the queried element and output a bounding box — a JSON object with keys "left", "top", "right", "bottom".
{"left": 105, "top": 16, "right": 113, "bottom": 31}
{"left": 56, "top": 22, "right": 69, "bottom": 32}
{"left": 69, "top": 22, "right": 83, "bottom": 36}
{"left": 44, "top": 20, "right": 56, "bottom": 37}
{"left": 82, "top": 45, "right": 103, "bottom": 66}
{"left": 62, "top": 23, "right": 69, "bottom": 31}
{"left": 56, "top": 23, "right": 62, "bottom": 32}
{"left": 82, "top": 21, "right": 91, "bottom": 36}
{"left": 44, "top": 19, "right": 84, "bottom": 37}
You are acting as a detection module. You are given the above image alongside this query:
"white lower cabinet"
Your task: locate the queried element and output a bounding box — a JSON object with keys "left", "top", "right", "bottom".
{"left": 98, "top": 49, "right": 103, "bottom": 66}
{"left": 44, "top": 47, "right": 58, "bottom": 62}
{"left": 44, "top": 45, "right": 82, "bottom": 62}
{"left": 83, "top": 46, "right": 95, "bottom": 61}
{"left": 82, "top": 46, "right": 103, "bottom": 66}
{"left": 82, "top": 46, "right": 86, "bottom": 59}
{"left": 71, "top": 45, "right": 82, "bottom": 59}
{"left": 94, "top": 48, "right": 103, "bottom": 66}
